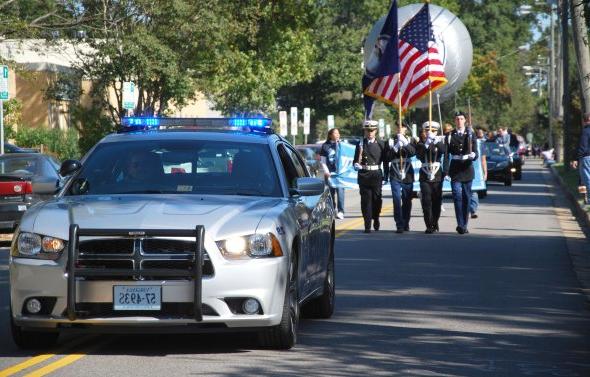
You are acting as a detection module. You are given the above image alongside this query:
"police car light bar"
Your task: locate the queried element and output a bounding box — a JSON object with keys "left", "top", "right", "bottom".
{"left": 119, "top": 117, "right": 273, "bottom": 134}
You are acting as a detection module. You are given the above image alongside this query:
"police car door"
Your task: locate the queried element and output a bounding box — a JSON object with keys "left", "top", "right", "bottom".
{"left": 277, "top": 144, "right": 317, "bottom": 298}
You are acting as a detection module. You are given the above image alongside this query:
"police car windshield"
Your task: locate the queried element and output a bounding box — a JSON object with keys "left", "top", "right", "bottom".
{"left": 66, "top": 140, "right": 281, "bottom": 197}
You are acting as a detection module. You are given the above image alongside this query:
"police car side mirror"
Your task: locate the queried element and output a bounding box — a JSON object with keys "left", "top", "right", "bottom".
{"left": 59, "top": 159, "right": 82, "bottom": 177}
{"left": 293, "top": 177, "right": 325, "bottom": 196}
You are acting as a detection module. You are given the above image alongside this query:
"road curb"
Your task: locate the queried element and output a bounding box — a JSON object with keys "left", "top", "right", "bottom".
{"left": 549, "top": 165, "right": 590, "bottom": 231}
{"left": 547, "top": 165, "right": 590, "bottom": 303}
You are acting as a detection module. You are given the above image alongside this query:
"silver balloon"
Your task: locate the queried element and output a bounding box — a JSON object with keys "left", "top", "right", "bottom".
{"left": 364, "top": 4, "right": 472, "bottom": 109}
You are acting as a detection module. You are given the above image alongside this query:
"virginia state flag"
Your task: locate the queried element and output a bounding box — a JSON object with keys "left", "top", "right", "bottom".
{"left": 362, "top": 0, "right": 400, "bottom": 119}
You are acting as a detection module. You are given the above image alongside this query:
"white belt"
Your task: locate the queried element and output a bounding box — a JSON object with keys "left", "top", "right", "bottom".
{"left": 421, "top": 162, "right": 441, "bottom": 168}
{"left": 361, "top": 165, "right": 380, "bottom": 171}
{"left": 451, "top": 154, "right": 469, "bottom": 161}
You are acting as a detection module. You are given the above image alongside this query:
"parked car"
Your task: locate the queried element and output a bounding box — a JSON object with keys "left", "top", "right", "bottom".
{"left": 5, "top": 143, "right": 39, "bottom": 154}
{"left": 484, "top": 142, "right": 514, "bottom": 186}
{"left": 9, "top": 117, "right": 335, "bottom": 350}
{"left": 0, "top": 153, "right": 61, "bottom": 233}
{"left": 295, "top": 144, "right": 321, "bottom": 177}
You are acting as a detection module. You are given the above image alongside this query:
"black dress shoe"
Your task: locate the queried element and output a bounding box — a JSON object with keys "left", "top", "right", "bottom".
{"left": 373, "top": 219, "right": 380, "bottom": 231}
{"left": 364, "top": 229, "right": 371, "bottom": 234}
{"left": 404, "top": 226, "right": 410, "bottom": 232}
{"left": 456, "top": 226, "right": 465, "bottom": 234}
{"left": 396, "top": 228, "right": 404, "bottom": 234}
{"left": 470, "top": 213, "right": 478, "bottom": 219}
{"left": 425, "top": 228, "right": 434, "bottom": 234}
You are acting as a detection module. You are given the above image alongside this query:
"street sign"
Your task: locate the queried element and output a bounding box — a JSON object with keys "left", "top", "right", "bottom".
{"left": 122, "top": 82, "right": 136, "bottom": 110}
{"left": 279, "top": 111, "right": 288, "bottom": 136}
{"left": 327, "top": 115, "right": 334, "bottom": 129}
{"left": 378, "top": 119, "right": 385, "bottom": 138}
{"left": 290, "top": 107, "right": 298, "bottom": 136}
{"left": 0, "top": 66, "right": 9, "bottom": 100}
{"left": 303, "top": 107, "right": 310, "bottom": 135}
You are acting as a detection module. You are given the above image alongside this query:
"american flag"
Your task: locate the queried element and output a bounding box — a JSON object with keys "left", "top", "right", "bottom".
{"left": 362, "top": 0, "right": 399, "bottom": 120}
{"left": 364, "top": 3, "right": 447, "bottom": 112}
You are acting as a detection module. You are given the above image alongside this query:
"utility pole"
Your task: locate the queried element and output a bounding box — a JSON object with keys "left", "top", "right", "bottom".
{"left": 571, "top": 0, "right": 590, "bottom": 112}
{"left": 549, "top": 3, "right": 555, "bottom": 148}
{"left": 561, "top": 0, "right": 571, "bottom": 167}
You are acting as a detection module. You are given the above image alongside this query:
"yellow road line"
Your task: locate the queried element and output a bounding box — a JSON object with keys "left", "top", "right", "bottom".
{"left": 335, "top": 204, "right": 394, "bottom": 237}
{"left": 23, "top": 338, "right": 110, "bottom": 377}
{"left": 0, "top": 336, "right": 95, "bottom": 377}
{"left": 0, "top": 354, "right": 55, "bottom": 377}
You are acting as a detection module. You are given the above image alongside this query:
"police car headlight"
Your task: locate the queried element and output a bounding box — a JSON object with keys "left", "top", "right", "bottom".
{"left": 217, "top": 233, "right": 283, "bottom": 259}
{"left": 13, "top": 232, "right": 65, "bottom": 260}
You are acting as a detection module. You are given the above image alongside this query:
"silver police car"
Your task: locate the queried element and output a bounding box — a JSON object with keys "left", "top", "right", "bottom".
{"left": 9, "top": 117, "right": 335, "bottom": 350}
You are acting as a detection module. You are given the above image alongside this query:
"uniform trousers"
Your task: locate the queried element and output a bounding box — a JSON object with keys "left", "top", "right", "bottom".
{"left": 420, "top": 181, "right": 443, "bottom": 229}
{"left": 390, "top": 180, "right": 413, "bottom": 230}
{"left": 359, "top": 183, "right": 382, "bottom": 229}
{"left": 451, "top": 180, "right": 472, "bottom": 229}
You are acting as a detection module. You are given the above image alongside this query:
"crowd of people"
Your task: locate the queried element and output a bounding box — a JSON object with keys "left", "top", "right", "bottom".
{"left": 319, "top": 111, "right": 531, "bottom": 235}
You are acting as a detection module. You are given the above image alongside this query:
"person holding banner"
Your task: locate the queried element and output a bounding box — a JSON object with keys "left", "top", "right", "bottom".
{"left": 354, "top": 120, "right": 387, "bottom": 233}
{"left": 385, "top": 121, "right": 416, "bottom": 233}
{"left": 445, "top": 111, "right": 478, "bottom": 234}
{"left": 416, "top": 121, "right": 446, "bottom": 234}
{"left": 320, "top": 128, "right": 345, "bottom": 219}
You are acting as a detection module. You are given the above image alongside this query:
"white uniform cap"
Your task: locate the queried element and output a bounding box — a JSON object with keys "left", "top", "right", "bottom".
{"left": 363, "top": 120, "right": 379, "bottom": 129}
{"left": 421, "top": 121, "right": 440, "bottom": 131}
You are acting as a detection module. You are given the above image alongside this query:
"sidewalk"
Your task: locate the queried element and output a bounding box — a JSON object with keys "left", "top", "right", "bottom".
{"left": 547, "top": 161, "right": 590, "bottom": 302}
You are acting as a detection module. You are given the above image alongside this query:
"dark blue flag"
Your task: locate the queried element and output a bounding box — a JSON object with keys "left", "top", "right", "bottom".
{"left": 362, "top": 0, "right": 400, "bottom": 120}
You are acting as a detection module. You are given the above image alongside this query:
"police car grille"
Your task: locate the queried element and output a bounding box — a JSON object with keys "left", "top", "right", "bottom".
{"left": 79, "top": 239, "right": 134, "bottom": 255}
{"left": 76, "top": 238, "right": 214, "bottom": 280}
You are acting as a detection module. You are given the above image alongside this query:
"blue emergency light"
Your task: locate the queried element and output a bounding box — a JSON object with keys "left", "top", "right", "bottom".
{"left": 119, "top": 117, "right": 273, "bottom": 134}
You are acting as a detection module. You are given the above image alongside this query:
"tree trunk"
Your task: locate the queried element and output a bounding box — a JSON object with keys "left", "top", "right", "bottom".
{"left": 571, "top": 0, "right": 590, "bottom": 113}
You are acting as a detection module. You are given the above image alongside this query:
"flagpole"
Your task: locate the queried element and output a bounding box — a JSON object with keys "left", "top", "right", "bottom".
{"left": 398, "top": 76, "right": 404, "bottom": 176}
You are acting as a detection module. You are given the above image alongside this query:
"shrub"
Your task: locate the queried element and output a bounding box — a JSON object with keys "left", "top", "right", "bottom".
{"left": 14, "top": 127, "right": 80, "bottom": 161}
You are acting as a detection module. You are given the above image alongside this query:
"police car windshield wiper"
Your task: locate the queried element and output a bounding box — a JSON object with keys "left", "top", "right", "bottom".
{"left": 215, "top": 188, "right": 264, "bottom": 196}
{"left": 111, "top": 189, "right": 167, "bottom": 194}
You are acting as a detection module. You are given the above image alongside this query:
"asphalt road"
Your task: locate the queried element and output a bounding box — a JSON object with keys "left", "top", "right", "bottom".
{"left": 1, "top": 159, "right": 590, "bottom": 376}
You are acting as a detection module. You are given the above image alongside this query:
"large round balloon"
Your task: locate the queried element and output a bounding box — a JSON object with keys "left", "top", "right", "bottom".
{"left": 363, "top": 4, "right": 472, "bottom": 109}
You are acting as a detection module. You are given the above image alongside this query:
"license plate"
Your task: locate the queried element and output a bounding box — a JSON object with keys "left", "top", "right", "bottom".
{"left": 17, "top": 205, "right": 27, "bottom": 211}
{"left": 113, "top": 285, "right": 161, "bottom": 310}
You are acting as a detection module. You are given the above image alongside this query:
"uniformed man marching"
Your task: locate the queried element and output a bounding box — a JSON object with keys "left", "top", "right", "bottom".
{"left": 416, "top": 121, "right": 446, "bottom": 234}
{"left": 354, "top": 120, "right": 387, "bottom": 233}
{"left": 385, "top": 121, "right": 416, "bottom": 233}
{"left": 445, "top": 111, "right": 478, "bottom": 234}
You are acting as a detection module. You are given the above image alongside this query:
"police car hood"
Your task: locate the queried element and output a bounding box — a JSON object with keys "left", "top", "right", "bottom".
{"left": 26, "top": 195, "right": 283, "bottom": 240}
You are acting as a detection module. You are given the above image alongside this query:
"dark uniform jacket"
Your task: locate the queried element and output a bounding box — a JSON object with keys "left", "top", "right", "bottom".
{"left": 444, "top": 129, "right": 478, "bottom": 182}
{"left": 354, "top": 138, "right": 386, "bottom": 187}
{"left": 416, "top": 137, "right": 446, "bottom": 182}
{"left": 384, "top": 135, "right": 416, "bottom": 184}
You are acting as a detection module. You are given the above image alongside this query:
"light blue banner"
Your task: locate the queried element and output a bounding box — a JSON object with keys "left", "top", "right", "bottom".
{"left": 329, "top": 140, "right": 486, "bottom": 193}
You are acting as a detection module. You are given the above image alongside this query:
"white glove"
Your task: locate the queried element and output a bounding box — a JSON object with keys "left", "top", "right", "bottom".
{"left": 395, "top": 141, "right": 403, "bottom": 151}
{"left": 388, "top": 139, "right": 395, "bottom": 148}
{"left": 398, "top": 134, "right": 409, "bottom": 146}
{"left": 354, "top": 163, "right": 362, "bottom": 171}
{"left": 427, "top": 131, "right": 437, "bottom": 141}
{"left": 468, "top": 152, "right": 476, "bottom": 160}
